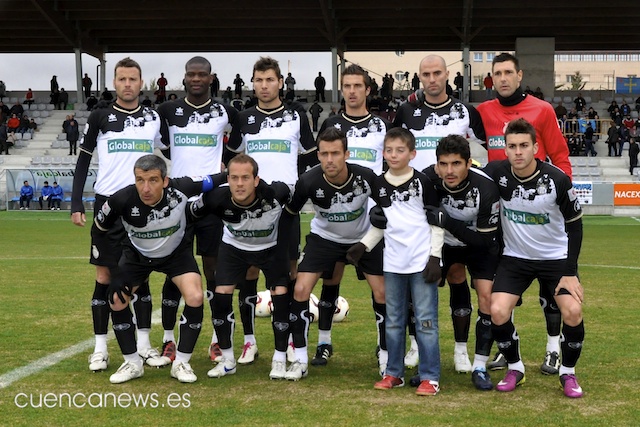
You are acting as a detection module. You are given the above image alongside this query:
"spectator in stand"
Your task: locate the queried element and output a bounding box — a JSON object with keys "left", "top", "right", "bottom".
{"left": 533, "top": 87, "right": 544, "bottom": 100}
{"left": 0, "top": 80, "right": 5, "bottom": 98}
{"left": 285, "top": 72, "right": 296, "bottom": 96}
{"left": 0, "top": 120, "right": 9, "bottom": 155}
{"left": 25, "top": 88, "right": 34, "bottom": 106}
{"left": 50, "top": 75, "right": 59, "bottom": 106}
{"left": 620, "top": 100, "right": 631, "bottom": 117}
{"left": 315, "top": 72, "right": 326, "bottom": 102}
{"left": 210, "top": 73, "right": 220, "bottom": 98}
{"left": 370, "top": 78, "right": 379, "bottom": 97}
{"left": 483, "top": 73, "right": 493, "bottom": 99}
{"left": 412, "top": 72, "right": 421, "bottom": 92}
{"left": 222, "top": 86, "right": 232, "bottom": 104}
{"left": 233, "top": 73, "right": 244, "bottom": 97}
{"left": 86, "top": 95, "right": 98, "bottom": 111}
{"left": 82, "top": 73, "right": 92, "bottom": 100}
{"left": 573, "top": 93, "right": 586, "bottom": 112}
{"left": 62, "top": 114, "right": 71, "bottom": 134}
{"left": 583, "top": 122, "right": 596, "bottom": 157}
{"left": 66, "top": 115, "right": 80, "bottom": 155}
{"left": 141, "top": 96, "right": 152, "bottom": 108}
{"left": 7, "top": 114, "right": 20, "bottom": 133}
{"left": 39, "top": 181, "right": 53, "bottom": 210}
{"left": 623, "top": 115, "right": 635, "bottom": 137}
{"left": 607, "top": 121, "right": 620, "bottom": 157}
{"left": 19, "top": 180, "right": 34, "bottom": 210}
{"left": 611, "top": 107, "right": 622, "bottom": 126}
{"left": 28, "top": 118, "right": 37, "bottom": 136}
{"left": 101, "top": 87, "right": 113, "bottom": 101}
{"left": 50, "top": 181, "right": 64, "bottom": 210}
{"left": 9, "top": 101, "right": 24, "bottom": 117}
{"left": 0, "top": 101, "right": 9, "bottom": 122}
{"left": 168, "top": 93, "right": 177, "bottom": 101}
{"left": 156, "top": 72, "right": 168, "bottom": 103}
{"left": 629, "top": 137, "right": 639, "bottom": 175}
{"left": 567, "top": 131, "right": 582, "bottom": 156}
{"left": 231, "top": 93, "right": 244, "bottom": 111}
{"left": 17, "top": 114, "right": 29, "bottom": 134}
{"left": 308, "top": 100, "right": 323, "bottom": 132}
{"left": 635, "top": 96, "right": 640, "bottom": 114}
{"left": 607, "top": 101, "right": 618, "bottom": 118}
{"left": 524, "top": 86, "right": 534, "bottom": 95}
{"left": 58, "top": 88, "right": 69, "bottom": 110}
{"left": 554, "top": 101, "right": 568, "bottom": 119}
{"left": 453, "top": 72, "right": 463, "bottom": 96}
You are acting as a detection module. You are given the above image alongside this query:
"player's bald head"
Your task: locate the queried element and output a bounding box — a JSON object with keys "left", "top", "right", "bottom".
{"left": 419, "top": 54, "right": 446, "bottom": 71}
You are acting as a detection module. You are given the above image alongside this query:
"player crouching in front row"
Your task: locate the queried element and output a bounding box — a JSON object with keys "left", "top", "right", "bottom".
{"left": 93, "top": 154, "right": 226, "bottom": 384}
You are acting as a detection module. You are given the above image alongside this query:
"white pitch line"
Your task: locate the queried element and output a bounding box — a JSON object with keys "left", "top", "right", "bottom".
{"left": 581, "top": 263, "right": 640, "bottom": 270}
{"left": 0, "top": 308, "right": 164, "bottom": 389}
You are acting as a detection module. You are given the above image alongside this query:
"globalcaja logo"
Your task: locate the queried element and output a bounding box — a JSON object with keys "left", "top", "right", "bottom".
{"left": 131, "top": 224, "right": 180, "bottom": 239}
{"left": 319, "top": 207, "right": 365, "bottom": 222}
{"left": 174, "top": 133, "right": 217, "bottom": 147}
{"left": 414, "top": 136, "right": 439, "bottom": 150}
{"left": 350, "top": 148, "right": 377, "bottom": 162}
{"left": 107, "top": 139, "right": 153, "bottom": 153}
{"left": 246, "top": 139, "right": 291, "bottom": 154}
{"left": 226, "top": 225, "right": 275, "bottom": 238}
{"left": 488, "top": 135, "right": 506, "bottom": 149}
{"left": 503, "top": 207, "right": 549, "bottom": 225}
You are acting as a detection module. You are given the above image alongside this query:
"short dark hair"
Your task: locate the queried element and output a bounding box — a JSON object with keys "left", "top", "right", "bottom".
{"left": 504, "top": 118, "right": 536, "bottom": 145}
{"left": 341, "top": 64, "right": 371, "bottom": 88}
{"left": 134, "top": 154, "right": 167, "bottom": 179}
{"left": 384, "top": 127, "right": 415, "bottom": 151}
{"left": 114, "top": 57, "right": 142, "bottom": 78}
{"left": 228, "top": 153, "right": 259, "bottom": 177}
{"left": 185, "top": 56, "right": 212, "bottom": 73}
{"left": 492, "top": 52, "right": 519, "bottom": 72}
{"left": 436, "top": 134, "right": 471, "bottom": 162}
{"left": 253, "top": 57, "right": 281, "bottom": 79}
{"left": 317, "top": 127, "right": 348, "bottom": 152}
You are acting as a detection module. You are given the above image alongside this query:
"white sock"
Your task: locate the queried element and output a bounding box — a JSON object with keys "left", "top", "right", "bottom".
{"left": 272, "top": 350, "right": 286, "bottom": 363}
{"left": 547, "top": 335, "right": 560, "bottom": 353}
{"left": 124, "top": 353, "right": 143, "bottom": 367}
{"left": 558, "top": 365, "right": 575, "bottom": 376}
{"left": 221, "top": 348, "right": 234, "bottom": 362}
{"left": 295, "top": 346, "right": 308, "bottom": 364}
{"left": 211, "top": 330, "right": 218, "bottom": 344}
{"left": 94, "top": 334, "right": 108, "bottom": 354}
{"left": 163, "top": 330, "right": 175, "bottom": 343}
{"left": 174, "top": 350, "right": 191, "bottom": 365}
{"left": 508, "top": 361, "right": 526, "bottom": 374}
{"left": 472, "top": 354, "right": 490, "bottom": 371}
{"left": 378, "top": 349, "right": 388, "bottom": 365}
{"left": 318, "top": 330, "right": 331, "bottom": 345}
{"left": 137, "top": 329, "right": 151, "bottom": 352}
{"left": 454, "top": 342, "right": 468, "bottom": 353}
{"left": 244, "top": 334, "right": 256, "bottom": 345}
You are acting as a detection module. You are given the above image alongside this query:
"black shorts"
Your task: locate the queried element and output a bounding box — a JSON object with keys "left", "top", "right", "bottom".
{"left": 298, "top": 233, "right": 383, "bottom": 277}
{"left": 215, "top": 242, "right": 289, "bottom": 290}
{"left": 193, "top": 213, "right": 223, "bottom": 257}
{"left": 118, "top": 244, "right": 200, "bottom": 287}
{"left": 492, "top": 256, "right": 571, "bottom": 298}
{"left": 442, "top": 244, "right": 498, "bottom": 281}
{"left": 90, "top": 194, "right": 126, "bottom": 268}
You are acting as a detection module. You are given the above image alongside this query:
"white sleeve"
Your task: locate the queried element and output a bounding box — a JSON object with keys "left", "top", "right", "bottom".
{"left": 430, "top": 225, "right": 444, "bottom": 259}
{"left": 360, "top": 226, "right": 384, "bottom": 252}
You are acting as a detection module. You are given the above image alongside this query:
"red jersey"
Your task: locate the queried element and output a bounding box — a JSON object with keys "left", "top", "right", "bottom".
{"left": 476, "top": 94, "right": 572, "bottom": 179}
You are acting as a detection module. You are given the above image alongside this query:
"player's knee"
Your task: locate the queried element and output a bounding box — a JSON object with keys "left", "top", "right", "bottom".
{"left": 490, "top": 301, "right": 511, "bottom": 325}
{"left": 446, "top": 265, "right": 466, "bottom": 283}
{"left": 182, "top": 287, "right": 204, "bottom": 307}
{"left": 109, "top": 294, "right": 129, "bottom": 311}
{"left": 561, "top": 302, "right": 583, "bottom": 325}
{"left": 95, "top": 266, "right": 111, "bottom": 284}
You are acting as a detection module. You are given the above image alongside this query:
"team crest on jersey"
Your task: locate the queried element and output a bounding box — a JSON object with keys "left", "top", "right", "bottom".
{"left": 282, "top": 110, "right": 293, "bottom": 122}
{"left": 131, "top": 206, "right": 140, "bottom": 216}
{"left": 108, "top": 113, "right": 117, "bottom": 122}
{"left": 333, "top": 123, "right": 342, "bottom": 131}
{"left": 316, "top": 188, "right": 325, "bottom": 198}
{"left": 368, "top": 118, "right": 381, "bottom": 133}
{"left": 390, "top": 180, "right": 421, "bottom": 202}
{"left": 536, "top": 175, "right": 552, "bottom": 195}
{"left": 248, "top": 115, "right": 255, "bottom": 124}
{"left": 144, "top": 111, "right": 154, "bottom": 122}
{"left": 378, "top": 187, "right": 387, "bottom": 197}
{"left": 175, "top": 107, "right": 184, "bottom": 116}
{"left": 499, "top": 176, "right": 508, "bottom": 187}
{"left": 224, "top": 209, "right": 233, "bottom": 216}
{"left": 413, "top": 109, "right": 422, "bottom": 117}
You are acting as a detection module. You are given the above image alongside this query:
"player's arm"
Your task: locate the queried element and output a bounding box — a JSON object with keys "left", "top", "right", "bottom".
{"left": 298, "top": 112, "right": 319, "bottom": 171}
{"left": 92, "top": 192, "right": 122, "bottom": 232}
{"left": 157, "top": 104, "right": 171, "bottom": 159}
{"left": 466, "top": 104, "right": 487, "bottom": 148}
{"left": 173, "top": 172, "right": 228, "bottom": 198}
{"left": 70, "top": 111, "right": 100, "bottom": 224}
{"left": 555, "top": 176, "right": 584, "bottom": 302}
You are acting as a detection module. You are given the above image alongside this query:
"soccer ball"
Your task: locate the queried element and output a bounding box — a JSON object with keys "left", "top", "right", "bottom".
{"left": 333, "top": 296, "right": 349, "bottom": 323}
{"left": 255, "top": 290, "right": 273, "bottom": 317}
{"left": 308, "top": 293, "right": 319, "bottom": 323}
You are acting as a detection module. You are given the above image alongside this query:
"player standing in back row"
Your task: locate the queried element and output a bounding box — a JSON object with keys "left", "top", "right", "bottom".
{"left": 156, "top": 56, "right": 238, "bottom": 366}
{"left": 227, "top": 56, "right": 316, "bottom": 364}
{"left": 71, "top": 57, "right": 164, "bottom": 373}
